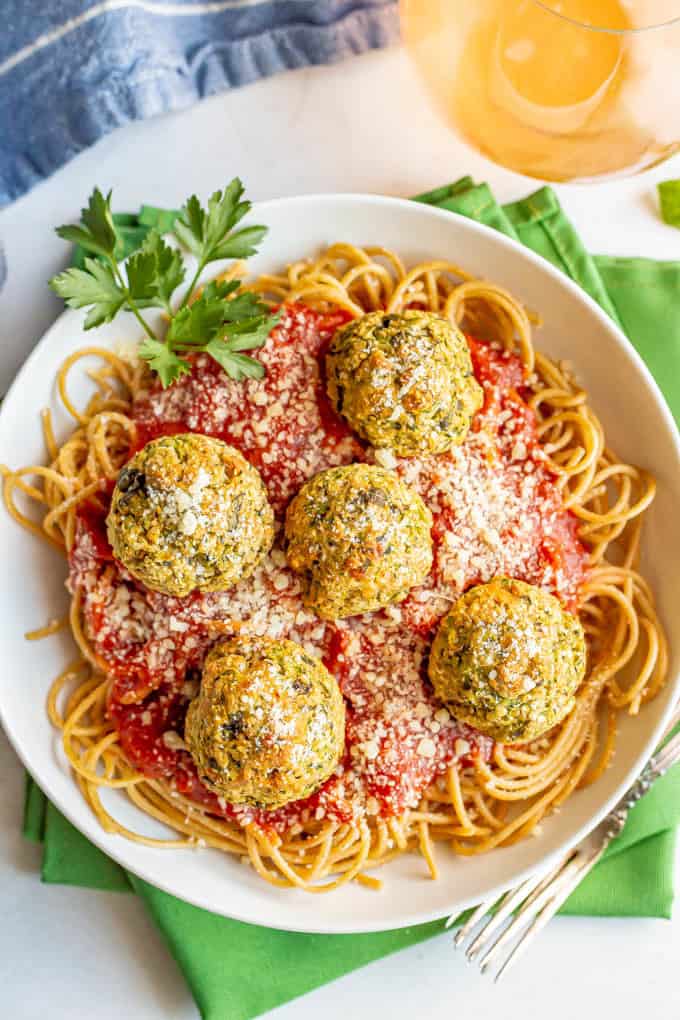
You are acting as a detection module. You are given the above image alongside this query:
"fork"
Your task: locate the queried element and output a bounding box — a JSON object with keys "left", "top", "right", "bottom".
{"left": 447, "top": 702, "right": 680, "bottom": 982}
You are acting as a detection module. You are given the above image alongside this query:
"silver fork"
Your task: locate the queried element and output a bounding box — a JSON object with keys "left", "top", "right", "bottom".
{"left": 447, "top": 703, "right": 680, "bottom": 982}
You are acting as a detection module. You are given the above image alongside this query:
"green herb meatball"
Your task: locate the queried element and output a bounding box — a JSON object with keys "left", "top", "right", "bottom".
{"left": 285, "top": 463, "right": 433, "bottom": 620}
{"left": 325, "top": 310, "right": 483, "bottom": 456}
{"left": 184, "top": 636, "right": 346, "bottom": 808}
{"left": 107, "top": 433, "right": 274, "bottom": 598}
{"left": 428, "top": 578, "right": 586, "bottom": 743}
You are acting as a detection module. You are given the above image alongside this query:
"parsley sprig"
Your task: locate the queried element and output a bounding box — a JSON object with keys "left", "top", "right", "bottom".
{"left": 49, "top": 180, "right": 278, "bottom": 387}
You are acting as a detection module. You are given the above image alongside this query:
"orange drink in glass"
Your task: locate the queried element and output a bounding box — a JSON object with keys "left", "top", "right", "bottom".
{"left": 401, "top": 0, "right": 680, "bottom": 181}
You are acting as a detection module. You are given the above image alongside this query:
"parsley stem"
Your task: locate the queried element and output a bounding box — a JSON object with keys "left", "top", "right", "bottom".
{"left": 109, "top": 257, "right": 158, "bottom": 342}
{"left": 179, "top": 259, "right": 206, "bottom": 312}
{"left": 126, "top": 299, "right": 159, "bottom": 341}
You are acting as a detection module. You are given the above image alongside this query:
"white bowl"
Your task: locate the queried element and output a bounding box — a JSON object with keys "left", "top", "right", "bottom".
{"left": 1, "top": 194, "right": 679, "bottom": 934}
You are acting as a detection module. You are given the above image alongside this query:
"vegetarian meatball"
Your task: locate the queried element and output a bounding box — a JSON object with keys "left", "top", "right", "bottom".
{"left": 184, "top": 636, "right": 346, "bottom": 808}
{"left": 326, "top": 310, "right": 483, "bottom": 456}
{"left": 428, "top": 578, "right": 586, "bottom": 743}
{"left": 107, "top": 433, "right": 274, "bottom": 598}
{"left": 285, "top": 463, "right": 433, "bottom": 620}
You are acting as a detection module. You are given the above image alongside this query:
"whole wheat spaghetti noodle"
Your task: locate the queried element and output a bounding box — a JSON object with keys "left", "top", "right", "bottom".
{"left": 2, "top": 244, "right": 667, "bottom": 892}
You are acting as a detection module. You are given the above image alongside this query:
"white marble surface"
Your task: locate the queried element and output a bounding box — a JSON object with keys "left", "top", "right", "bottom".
{"left": 1, "top": 43, "right": 680, "bottom": 1020}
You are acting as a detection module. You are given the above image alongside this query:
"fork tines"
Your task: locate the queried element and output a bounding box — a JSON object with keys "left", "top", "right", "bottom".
{"left": 447, "top": 846, "right": 601, "bottom": 982}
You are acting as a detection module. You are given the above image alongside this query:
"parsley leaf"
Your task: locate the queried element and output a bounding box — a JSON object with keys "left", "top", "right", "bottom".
{"left": 210, "top": 225, "right": 268, "bottom": 262}
{"left": 166, "top": 280, "right": 263, "bottom": 347}
{"left": 223, "top": 311, "right": 282, "bottom": 351}
{"left": 144, "top": 232, "right": 185, "bottom": 308}
{"left": 138, "top": 338, "right": 191, "bottom": 388}
{"left": 50, "top": 180, "right": 276, "bottom": 389}
{"left": 50, "top": 258, "right": 125, "bottom": 329}
{"left": 220, "top": 289, "right": 271, "bottom": 322}
{"left": 173, "top": 179, "right": 268, "bottom": 311}
{"left": 202, "top": 279, "right": 240, "bottom": 301}
{"left": 173, "top": 194, "right": 206, "bottom": 258}
{"left": 56, "top": 189, "right": 118, "bottom": 259}
{"left": 126, "top": 230, "right": 185, "bottom": 312}
{"left": 174, "top": 180, "right": 248, "bottom": 259}
{"left": 153, "top": 281, "right": 279, "bottom": 383}
{"left": 125, "top": 249, "right": 158, "bottom": 307}
{"left": 166, "top": 295, "right": 230, "bottom": 349}
{"left": 205, "top": 344, "right": 266, "bottom": 380}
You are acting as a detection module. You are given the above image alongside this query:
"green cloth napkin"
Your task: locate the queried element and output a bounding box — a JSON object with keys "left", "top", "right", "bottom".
{"left": 22, "top": 178, "right": 680, "bottom": 1020}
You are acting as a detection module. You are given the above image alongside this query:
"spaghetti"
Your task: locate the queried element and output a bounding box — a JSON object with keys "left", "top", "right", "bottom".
{"left": 2, "top": 244, "right": 667, "bottom": 891}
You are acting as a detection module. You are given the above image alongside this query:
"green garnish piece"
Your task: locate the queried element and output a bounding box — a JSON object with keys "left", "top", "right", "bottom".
{"left": 49, "top": 179, "right": 275, "bottom": 388}
{"left": 55, "top": 188, "right": 118, "bottom": 259}
{"left": 126, "top": 230, "right": 186, "bottom": 313}
{"left": 658, "top": 180, "right": 680, "bottom": 228}
{"left": 162, "top": 281, "right": 280, "bottom": 383}
{"left": 138, "top": 205, "right": 180, "bottom": 233}
{"left": 51, "top": 258, "right": 125, "bottom": 329}
{"left": 136, "top": 338, "right": 191, "bottom": 389}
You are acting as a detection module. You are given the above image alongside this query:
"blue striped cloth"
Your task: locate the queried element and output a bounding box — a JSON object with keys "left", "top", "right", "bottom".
{"left": 0, "top": 0, "right": 399, "bottom": 207}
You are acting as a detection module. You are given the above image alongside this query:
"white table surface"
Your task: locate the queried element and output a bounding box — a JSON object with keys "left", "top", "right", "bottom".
{"left": 1, "top": 43, "right": 680, "bottom": 1020}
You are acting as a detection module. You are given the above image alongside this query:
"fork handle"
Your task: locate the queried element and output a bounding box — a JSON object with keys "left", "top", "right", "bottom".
{"left": 601, "top": 725, "right": 680, "bottom": 846}
{"left": 526, "top": 724, "right": 680, "bottom": 926}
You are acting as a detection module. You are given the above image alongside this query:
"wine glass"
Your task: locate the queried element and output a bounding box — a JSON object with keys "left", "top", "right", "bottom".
{"left": 401, "top": 0, "right": 680, "bottom": 182}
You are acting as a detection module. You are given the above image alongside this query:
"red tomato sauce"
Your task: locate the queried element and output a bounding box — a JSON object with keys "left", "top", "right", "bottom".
{"left": 132, "top": 304, "right": 361, "bottom": 513}
{"left": 469, "top": 337, "right": 588, "bottom": 610}
{"left": 69, "top": 305, "right": 589, "bottom": 827}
